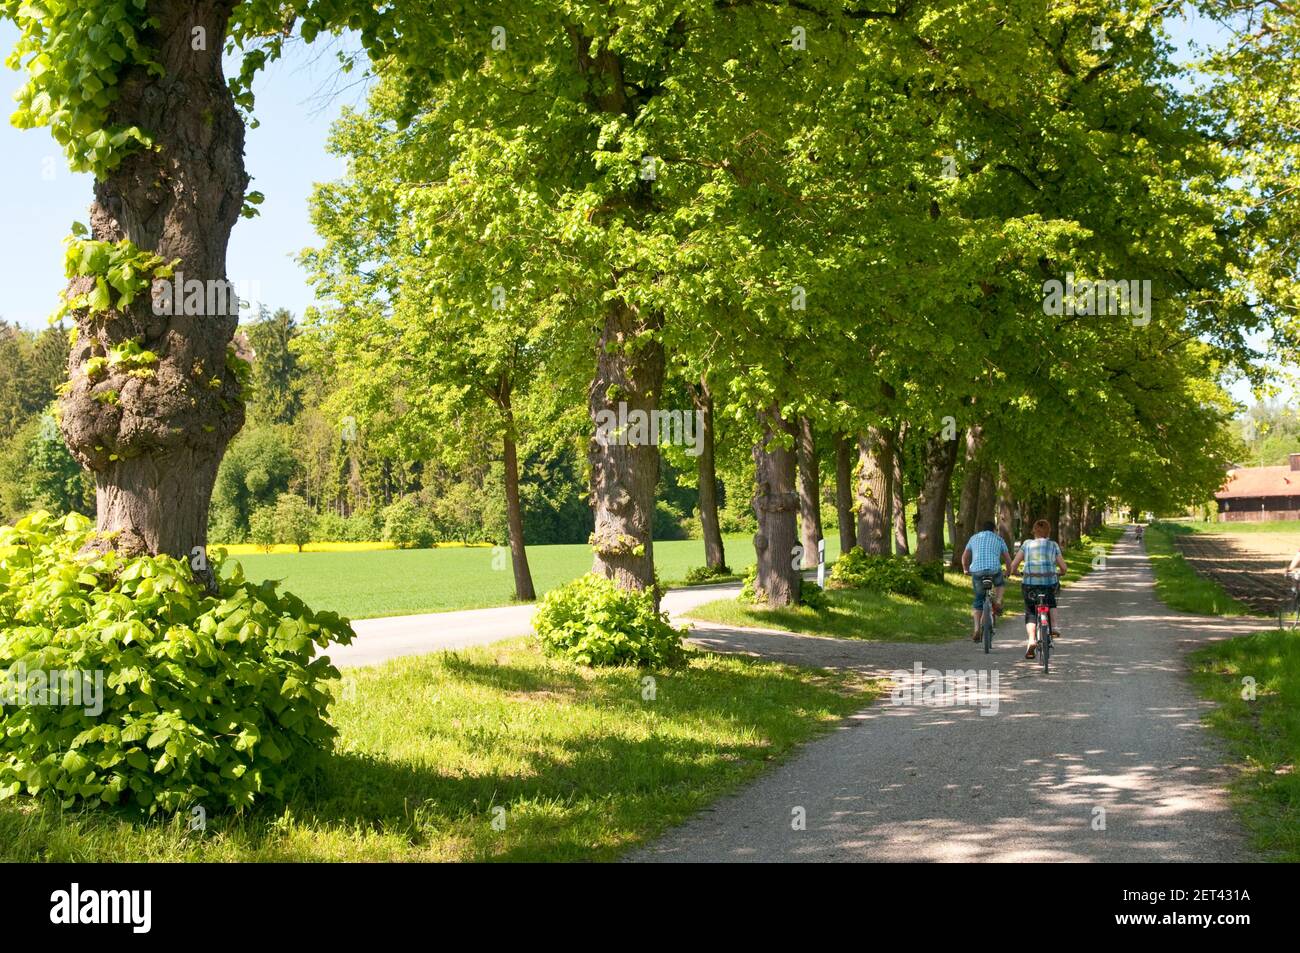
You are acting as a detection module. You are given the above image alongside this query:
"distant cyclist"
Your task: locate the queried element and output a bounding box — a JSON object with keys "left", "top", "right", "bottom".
{"left": 962, "top": 520, "right": 1010, "bottom": 642}
{"left": 1009, "top": 519, "right": 1068, "bottom": 660}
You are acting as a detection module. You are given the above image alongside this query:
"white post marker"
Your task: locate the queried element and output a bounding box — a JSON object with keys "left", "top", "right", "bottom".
{"left": 817, "top": 538, "right": 826, "bottom": 587}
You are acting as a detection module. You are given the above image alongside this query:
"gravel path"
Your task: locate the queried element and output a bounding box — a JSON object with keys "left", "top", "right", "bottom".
{"left": 633, "top": 529, "right": 1264, "bottom": 862}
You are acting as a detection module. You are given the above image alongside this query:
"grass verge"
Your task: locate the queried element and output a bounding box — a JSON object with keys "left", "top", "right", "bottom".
{"left": 684, "top": 572, "right": 974, "bottom": 642}
{"left": 0, "top": 639, "right": 875, "bottom": 861}
{"left": 1146, "top": 522, "right": 1256, "bottom": 616}
{"left": 1190, "top": 629, "right": 1300, "bottom": 861}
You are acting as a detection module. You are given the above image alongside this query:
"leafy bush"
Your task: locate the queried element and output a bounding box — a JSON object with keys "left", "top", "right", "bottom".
{"left": 0, "top": 511, "right": 353, "bottom": 814}
{"left": 799, "top": 581, "right": 828, "bottom": 610}
{"left": 916, "top": 560, "right": 946, "bottom": 584}
{"left": 382, "top": 496, "right": 435, "bottom": 549}
{"left": 739, "top": 564, "right": 761, "bottom": 604}
{"left": 829, "top": 548, "right": 924, "bottom": 598}
{"left": 532, "top": 574, "right": 686, "bottom": 668}
{"left": 653, "top": 499, "right": 690, "bottom": 541}
{"left": 684, "top": 563, "right": 733, "bottom": 585}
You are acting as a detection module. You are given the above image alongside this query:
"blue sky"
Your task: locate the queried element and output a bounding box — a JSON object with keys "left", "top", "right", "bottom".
{"left": 0, "top": 11, "right": 1276, "bottom": 404}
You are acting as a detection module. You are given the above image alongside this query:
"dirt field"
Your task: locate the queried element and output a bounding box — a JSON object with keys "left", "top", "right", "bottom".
{"left": 1173, "top": 529, "right": 1300, "bottom": 612}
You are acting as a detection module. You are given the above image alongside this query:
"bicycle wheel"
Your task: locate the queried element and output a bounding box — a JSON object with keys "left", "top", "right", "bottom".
{"left": 1041, "top": 624, "right": 1051, "bottom": 673}
{"left": 983, "top": 607, "right": 993, "bottom": 653}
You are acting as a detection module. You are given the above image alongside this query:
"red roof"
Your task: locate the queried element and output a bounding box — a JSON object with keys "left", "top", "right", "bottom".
{"left": 1217, "top": 466, "right": 1300, "bottom": 500}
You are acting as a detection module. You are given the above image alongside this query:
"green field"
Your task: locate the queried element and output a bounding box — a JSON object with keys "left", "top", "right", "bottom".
{"left": 227, "top": 533, "right": 848, "bottom": 620}
{"left": 0, "top": 639, "right": 876, "bottom": 862}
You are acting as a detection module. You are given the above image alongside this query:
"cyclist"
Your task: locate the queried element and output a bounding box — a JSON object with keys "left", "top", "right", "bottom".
{"left": 1009, "top": 519, "right": 1068, "bottom": 660}
{"left": 962, "top": 520, "right": 1011, "bottom": 642}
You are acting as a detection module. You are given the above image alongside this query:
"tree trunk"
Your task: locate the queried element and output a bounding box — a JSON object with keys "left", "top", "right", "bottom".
{"left": 950, "top": 425, "right": 983, "bottom": 570}
{"left": 691, "top": 378, "right": 727, "bottom": 570}
{"left": 945, "top": 496, "right": 957, "bottom": 559}
{"left": 588, "top": 300, "right": 663, "bottom": 600}
{"left": 58, "top": 1, "right": 249, "bottom": 586}
{"left": 1048, "top": 494, "right": 1062, "bottom": 540}
{"left": 499, "top": 394, "right": 536, "bottom": 601}
{"left": 834, "top": 433, "right": 856, "bottom": 554}
{"left": 976, "top": 466, "right": 997, "bottom": 528}
{"left": 752, "top": 404, "right": 801, "bottom": 606}
{"left": 796, "top": 416, "right": 822, "bottom": 569}
{"left": 1060, "top": 493, "right": 1077, "bottom": 549}
{"left": 892, "top": 423, "right": 909, "bottom": 554}
{"left": 995, "top": 463, "right": 1015, "bottom": 551}
{"left": 855, "top": 425, "right": 893, "bottom": 555}
{"left": 915, "top": 428, "right": 960, "bottom": 565}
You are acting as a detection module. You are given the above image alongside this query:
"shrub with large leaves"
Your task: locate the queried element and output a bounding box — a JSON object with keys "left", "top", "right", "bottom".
{"left": 828, "top": 548, "right": 925, "bottom": 599}
{"left": 533, "top": 573, "right": 686, "bottom": 668}
{"left": 0, "top": 511, "right": 353, "bottom": 814}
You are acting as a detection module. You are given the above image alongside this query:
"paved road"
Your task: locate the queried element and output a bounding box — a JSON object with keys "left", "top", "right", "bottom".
{"left": 632, "top": 530, "right": 1264, "bottom": 862}
{"left": 323, "top": 580, "right": 746, "bottom": 669}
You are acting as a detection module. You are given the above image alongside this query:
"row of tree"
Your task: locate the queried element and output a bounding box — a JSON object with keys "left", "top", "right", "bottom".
{"left": 1, "top": 0, "right": 1293, "bottom": 609}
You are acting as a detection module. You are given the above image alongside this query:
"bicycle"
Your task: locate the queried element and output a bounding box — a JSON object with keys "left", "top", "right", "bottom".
{"left": 1135, "top": 524, "right": 1144, "bottom": 542}
{"left": 1279, "top": 571, "right": 1300, "bottom": 630}
{"left": 1029, "top": 587, "right": 1052, "bottom": 673}
{"left": 979, "top": 576, "right": 996, "bottom": 653}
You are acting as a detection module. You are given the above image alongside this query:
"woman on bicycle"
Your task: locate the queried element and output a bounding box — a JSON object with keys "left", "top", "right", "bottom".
{"left": 1009, "top": 519, "right": 1068, "bottom": 660}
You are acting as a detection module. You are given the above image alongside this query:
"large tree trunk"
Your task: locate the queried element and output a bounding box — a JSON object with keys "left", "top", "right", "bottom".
{"left": 691, "top": 377, "right": 727, "bottom": 570}
{"left": 588, "top": 301, "right": 663, "bottom": 600}
{"left": 499, "top": 393, "right": 536, "bottom": 601}
{"left": 752, "top": 404, "right": 801, "bottom": 606}
{"left": 58, "top": 1, "right": 248, "bottom": 586}
{"left": 834, "top": 433, "right": 856, "bottom": 554}
{"left": 1048, "top": 494, "right": 1062, "bottom": 540}
{"left": 796, "top": 416, "right": 822, "bottom": 569}
{"left": 1060, "top": 492, "right": 1078, "bottom": 549}
{"left": 855, "top": 425, "right": 893, "bottom": 555}
{"left": 976, "top": 466, "right": 997, "bottom": 527}
{"left": 950, "top": 425, "right": 983, "bottom": 570}
{"left": 892, "top": 423, "right": 909, "bottom": 555}
{"left": 995, "top": 463, "right": 1015, "bottom": 551}
{"left": 945, "top": 496, "right": 957, "bottom": 558}
{"left": 915, "top": 428, "right": 960, "bottom": 565}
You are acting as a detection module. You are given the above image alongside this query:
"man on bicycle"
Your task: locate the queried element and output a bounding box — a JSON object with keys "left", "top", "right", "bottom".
{"left": 1009, "top": 519, "right": 1068, "bottom": 660}
{"left": 962, "top": 520, "right": 1010, "bottom": 642}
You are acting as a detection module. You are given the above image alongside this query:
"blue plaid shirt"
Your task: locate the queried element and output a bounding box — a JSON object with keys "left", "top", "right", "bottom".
{"left": 1018, "top": 538, "right": 1061, "bottom": 586}
{"left": 964, "top": 530, "right": 1009, "bottom": 573}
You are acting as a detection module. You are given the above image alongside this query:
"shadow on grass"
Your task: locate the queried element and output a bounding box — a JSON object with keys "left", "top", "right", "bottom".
{"left": 0, "top": 647, "right": 866, "bottom": 862}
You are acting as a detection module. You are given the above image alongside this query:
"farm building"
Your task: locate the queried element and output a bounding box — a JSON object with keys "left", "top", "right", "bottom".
{"left": 1215, "top": 454, "right": 1300, "bottom": 521}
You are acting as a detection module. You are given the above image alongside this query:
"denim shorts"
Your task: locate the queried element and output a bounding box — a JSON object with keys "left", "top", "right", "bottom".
{"left": 971, "top": 570, "right": 1004, "bottom": 609}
